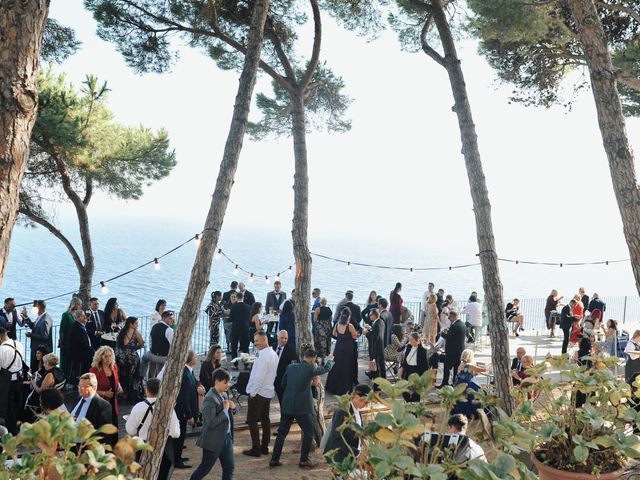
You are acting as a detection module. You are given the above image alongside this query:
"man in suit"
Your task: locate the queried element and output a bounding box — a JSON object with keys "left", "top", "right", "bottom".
{"left": 560, "top": 299, "right": 578, "bottom": 354}
{"left": 310, "top": 288, "right": 321, "bottom": 326}
{"left": 68, "top": 310, "right": 95, "bottom": 386}
{"left": 511, "top": 347, "right": 526, "bottom": 386}
{"left": 191, "top": 368, "right": 235, "bottom": 480}
{"left": 265, "top": 280, "right": 286, "bottom": 314}
{"left": 438, "top": 310, "right": 467, "bottom": 387}
{"left": 85, "top": 297, "right": 105, "bottom": 350}
{"left": 20, "top": 300, "right": 53, "bottom": 366}
{"left": 323, "top": 384, "right": 371, "bottom": 463}
{"left": 229, "top": 292, "right": 251, "bottom": 362}
{"left": 378, "top": 298, "right": 393, "bottom": 347}
{"left": 333, "top": 290, "right": 351, "bottom": 324}
{"left": 0, "top": 298, "right": 21, "bottom": 340}
{"left": 71, "top": 373, "right": 112, "bottom": 442}
{"left": 273, "top": 330, "right": 298, "bottom": 405}
{"left": 588, "top": 293, "right": 606, "bottom": 317}
{"left": 222, "top": 281, "right": 239, "bottom": 308}
{"left": 238, "top": 282, "right": 255, "bottom": 306}
{"left": 365, "top": 308, "right": 385, "bottom": 382}
{"left": 175, "top": 350, "right": 200, "bottom": 469}
{"left": 269, "top": 348, "right": 334, "bottom": 469}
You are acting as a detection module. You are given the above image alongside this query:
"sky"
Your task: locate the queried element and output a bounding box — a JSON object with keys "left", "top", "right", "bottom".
{"left": 29, "top": 1, "right": 640, "bottom": 285}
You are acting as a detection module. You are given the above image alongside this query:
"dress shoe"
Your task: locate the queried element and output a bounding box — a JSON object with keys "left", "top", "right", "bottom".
{"left": 299, "top": 459, "right": 318, "bottom": 469}
{"left": 260, "top": 446, "right": 269, "bottom": 455}
{"left": 174, "top": 463, "right": 192, "bottom": 469}
{"left": 242, "top": 448, "right": 261, "bottom": 457}
{"left": 269, "top": 460, "right": 283, "bottom": 467}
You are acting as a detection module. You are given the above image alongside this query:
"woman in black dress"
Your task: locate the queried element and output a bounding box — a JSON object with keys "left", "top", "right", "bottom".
{"left": 325, "top": 308, "right": 358, "bottom": 395}
{"left": 313, "top": 298, "right": 333, "bottom": 363}
{"left": 104, "top": 297, "right": 126, "bottom": 332}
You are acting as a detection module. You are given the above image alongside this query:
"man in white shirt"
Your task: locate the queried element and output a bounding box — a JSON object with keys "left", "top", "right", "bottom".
{"left": 461, "top": 294, "right": 483, "bottom": 343}
{"left": 141, "top": 310, "right": 175, "bottom": 379}
{"left": 0, "top": 327, "right": 25, "bottom": 433}
{"left": 447, "top": 414, "right": 486, "bottom": 461}
{"left": 243, "top": 330, "right": 279, "bottom": 457}
{"left": 126, "top": 378, "right": 180, "bottom": 480}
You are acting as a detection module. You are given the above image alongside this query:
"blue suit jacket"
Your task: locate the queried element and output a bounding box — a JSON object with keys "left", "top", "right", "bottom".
{"left": 175, "top": 365, "right": 198, "bottom": 421}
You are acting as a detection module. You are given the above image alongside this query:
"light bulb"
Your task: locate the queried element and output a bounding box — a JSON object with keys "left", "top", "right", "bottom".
{"left": 275, "top": 273, "right": 280, "bottom": 281}
{"left": 154, "top": 258, "right": 161, "bottom": 271}
{"left": 214, "top": 249, "right": 222, "bottom": 260}
{"left": 287, "top": 266, "right": 293, "bottom": 275}
{"left": 31, "top": 303, "right": 38, "bottom": 316}
{"left": 410, "top": 268, "right": 414, "bottom": 275}
{"left": 194, "top": 233, "right": 201, "bottom": 248}
{"left": 233, "top": 265, "right": 239, "bottom": 276}
{"left": 346, "top": 261, "right": 351, "bottom": 271}
{"left": 248, "top": 273, "right": 254, "bottom": 283}
{"left": 100, "top": 281, "right": 109, "bottom": 295}
{"left": 265, "top": 275, "right": 270, "bottom": 285}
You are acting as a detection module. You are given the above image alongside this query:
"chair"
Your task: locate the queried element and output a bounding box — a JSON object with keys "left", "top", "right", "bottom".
{"left": 229, "top": 371, "right": 250, "bottom": 407}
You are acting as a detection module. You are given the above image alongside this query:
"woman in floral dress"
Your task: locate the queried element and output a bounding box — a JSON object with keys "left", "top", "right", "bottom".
{"left": 115, "top": 316, "right": 145, "bottom": 402}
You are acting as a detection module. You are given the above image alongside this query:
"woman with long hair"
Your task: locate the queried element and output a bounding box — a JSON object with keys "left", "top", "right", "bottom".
{"left": 250, "top": 301, "right": 264, "bottom": 331}
{"left": 89, "top": 346, "right": 122, "bottom": 445}
{"left": 361, "top": 290, "right": 378, "bottom": 326}
{"left": 205, "top": 291, "right": 223, "bottom": 346}
{"left": 151, "top": 299, "right": 166, "bottom": 323}
{"left": 389, "top": 282, "right": 403, "bottom": 325}
{"left": 103, "top": 298, "right": 126, "bottom": 332}
{"left": 313, "top": 297, "right": 333, "bottom": 363}
{"left": 59, "top": 296, "right": 82, "bottom": 382}
{"left": 325, "top": 308, "right": 358, "bottom": 395}
{"left": 423, "top": 294, "right": 439, "bottom": 344}
{"left": 199, "top": 344, "right": 223, "bottom": 393}
{"left": 115, "top": 316, "right": 144, "bottom": 402}
{"left": 278, "top": 300, "right": 296, "bottom": 352}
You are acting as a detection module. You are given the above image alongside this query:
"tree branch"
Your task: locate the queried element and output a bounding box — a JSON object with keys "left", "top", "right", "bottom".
{"left": 616, "top": 68, "right": 640, "bottom": 92}
{"left": 83, "top": 177, "right": 93, "bottom": 206}
{"left": 265, "top": 17, "right": 297, "bottom": 82}
{"left": 421, "top": 14, "right": 445, "bottom": 67}
{"left": 594, "top": 1, "right": 640, "bottom": 25}
{"left": 19, "top": 201, "right": 84, "bottom": 274}
{"left": 300, "top": 0, "right": 322, "bottom": 89}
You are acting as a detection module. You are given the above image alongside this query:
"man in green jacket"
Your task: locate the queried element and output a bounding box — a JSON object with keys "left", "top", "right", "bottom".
{"left": 269, "top": 348, "right": 334, "bottom": 469}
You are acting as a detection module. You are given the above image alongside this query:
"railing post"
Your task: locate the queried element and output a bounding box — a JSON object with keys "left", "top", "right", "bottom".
{"left": 623, "top": 295, "right": 628, "bottom": 325}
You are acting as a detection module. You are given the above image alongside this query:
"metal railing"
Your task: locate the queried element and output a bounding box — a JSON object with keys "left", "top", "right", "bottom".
{"left": 15, "top": 295, "right": 639, "bottom": 361}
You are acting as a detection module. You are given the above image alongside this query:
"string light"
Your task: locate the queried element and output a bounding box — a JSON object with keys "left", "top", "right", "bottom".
{"left": 154, "top": 258, "right": 161, "bottom": 271}
{"left": 410, "top": 268, "right": 414, "bottom": 275}
{"left": 248, "top": 273, "right": 254, "bottom": 283}
{"left": 265, "top": 275, "right": 270, "bottom": 285}
{"left": 275, "top": 273, "right": 281, "bottom": 281}
{"left": 30, "top": 301, "right": 38, "bottom": 316}
{"left": 233, "top": 265, "right": 239, "bottom": 276}
{"left": 214, "top": 248, "right": 222, "bottom": 260}
{"left": 287, "top": 265, "right": 293, "bottom": 275}
{"left": 100, "top": 281, "right": 109, "bottom": 295}
{"left": 346, "top": 261, "right": 351, "bottom": 271}
{"left": 194, "top": 233, "right": 201, "bottom": 248}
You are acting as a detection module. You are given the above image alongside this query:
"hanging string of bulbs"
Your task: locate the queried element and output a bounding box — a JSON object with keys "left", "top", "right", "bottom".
{"left": 15, "top": 232, "right": 632, "bottom": 311}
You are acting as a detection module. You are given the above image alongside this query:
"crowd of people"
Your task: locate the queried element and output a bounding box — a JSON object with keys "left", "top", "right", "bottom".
{"left": 1, "top": 281, "right": 623, "bottom": 478}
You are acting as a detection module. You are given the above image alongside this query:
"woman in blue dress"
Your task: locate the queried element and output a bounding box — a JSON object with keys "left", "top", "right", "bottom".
{"left": 278, "top": 300, "right": 296, "bottom": 352}
{"left": 451, "top": 349, "right": 487, "bottom": 419}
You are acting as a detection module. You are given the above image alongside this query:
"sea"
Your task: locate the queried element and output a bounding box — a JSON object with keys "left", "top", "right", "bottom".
{"left": 2, "top": 218, "right": 638, "bottom": 322}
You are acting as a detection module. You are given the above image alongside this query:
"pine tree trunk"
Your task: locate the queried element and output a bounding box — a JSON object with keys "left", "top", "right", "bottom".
{"left": 139, "top": 1, "right": 270, "bottom": 478}
{"left": 430, "top": 0, "right": 512, "bottom": 414}
{"left": 0, "top": 0, "right": 49, "bottom": 286}
{"left": 289, "top": 91, "right": 313, "bottom": 353}
{"left": 566, "top": 0, "right": 640, "bottom": 296}
{"left": 75, "top": 197, "right": 94, "bottom": 305}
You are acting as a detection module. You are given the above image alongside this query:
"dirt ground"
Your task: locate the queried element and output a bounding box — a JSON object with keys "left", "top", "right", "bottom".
{"left": 171, "top": 425, "right": 333, "bottom": 480}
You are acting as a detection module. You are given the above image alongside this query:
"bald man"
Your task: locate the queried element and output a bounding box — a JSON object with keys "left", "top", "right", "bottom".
{"left": 272, "top": 330, "right": 299, "bottom": 405}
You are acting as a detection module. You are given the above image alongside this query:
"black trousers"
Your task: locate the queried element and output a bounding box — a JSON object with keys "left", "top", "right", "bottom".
{"left": 465, "top": 322, "right": 476, "bottom": 342}
{"left": 429, "top": 352, "right": 445, "bottom": 370}
{"left": 442, "top": 356, "right": 460, "bottom": 386}
{"left": 230, "top": 329, "right": 249, "bottom": 360}
{"left": 561, "top": 324, "right": 571, "bottom": 354}
{"left": 174, "top": 417, "right": 188, "bottom": 463}
{"left": 246, "top": 394, "right": 271, "bottom": 449}
{"left": 352, "top": 340, "right": 359, "bottom": 385}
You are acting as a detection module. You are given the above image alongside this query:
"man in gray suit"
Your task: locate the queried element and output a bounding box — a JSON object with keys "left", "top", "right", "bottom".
{"left": 269, "top": 349, "right": 334, "bottom": 469}
{"left": 20, "top": 300, "right": 52, "bottom": 366}
{"left": 264, "top": 280, "right": 286, "bottom": 314}
{"left": 190, "top": 368, "right": 235, "bottom": 480}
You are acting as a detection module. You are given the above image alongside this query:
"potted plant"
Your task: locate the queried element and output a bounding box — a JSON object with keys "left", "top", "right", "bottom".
{"left": 0, "top": 410, "right": 148, "bottom": 479}
{"left": 325, "top": 371, "right": 536, "bottom": 479}
{"left": 512, "top": 354, "right": 640, "bottom": 479}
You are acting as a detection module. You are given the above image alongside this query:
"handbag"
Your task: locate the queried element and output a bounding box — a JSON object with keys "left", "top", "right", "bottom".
{"left": 368, "top": 359, "right": 377, "bottom": 372}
